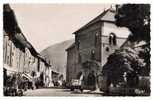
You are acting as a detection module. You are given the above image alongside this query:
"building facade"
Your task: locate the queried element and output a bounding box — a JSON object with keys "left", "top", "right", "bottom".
{"left": 66, "top": 8, "right": 130, "bottom": 89}
{"left": 3, "top": 4, "right": 52, "bottom": 90}
{"left": 66, "top": 43, "right": 80, "bottom": 83}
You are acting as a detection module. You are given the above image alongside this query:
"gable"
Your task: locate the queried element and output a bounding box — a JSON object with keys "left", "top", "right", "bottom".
{"left": 73, "top": 8, "right": 115, "bottom": 34}
{"left": 101, "top": 10, "right": 115, "bottom": 22}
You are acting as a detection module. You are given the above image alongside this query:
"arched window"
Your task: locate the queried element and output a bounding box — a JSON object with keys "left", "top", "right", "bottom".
{"left": 109, "top": 34, "right": 113, "bottom": 45}
{"left": 109, "top": 32, "right": 117, "bottom": 46}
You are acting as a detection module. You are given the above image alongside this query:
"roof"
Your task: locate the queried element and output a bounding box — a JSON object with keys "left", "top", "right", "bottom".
{"left": 12, "top": 32, "right": 38, "bottom": 56}
{"left": 37, "top": 54, "right": 51, "bottom": 67}
{"left": 27, "top": 42, "right": 38, "bottom": 56}
{"left": 73, "top": 8, "right": 116, "bottom": 34}
{"left": 3, "top": 4, "right": 50, "bottom": 66}
{"left": 65, "top": 42, "right": 75, "bottom": 51}
{"left": 4, "top": 4, "right": 39, "bottom": 55}
{"left": 3, "top": 4, "right": 21, "bottom": 35}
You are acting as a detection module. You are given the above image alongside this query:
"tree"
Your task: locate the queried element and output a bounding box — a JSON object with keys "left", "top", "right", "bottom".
{"left": 115, "top": 4, "right": 150, "bottom": 42}
{"left": 102, "top": 4, "right": 150, "bottom": 92}
{"left": 114, "top": 4, "right": 150, "bottom": 76}
{"left": 102, "top": 47, "right": 144, "bottom": 87}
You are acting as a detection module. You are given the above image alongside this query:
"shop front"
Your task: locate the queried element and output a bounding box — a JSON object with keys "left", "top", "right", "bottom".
{"left": 3, "top": 64, "right": 22, "bottom": 96}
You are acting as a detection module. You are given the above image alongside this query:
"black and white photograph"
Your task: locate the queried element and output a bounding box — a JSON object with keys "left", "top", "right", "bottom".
{"left": 3, "top": 3, "right": 151, "bottom": 96}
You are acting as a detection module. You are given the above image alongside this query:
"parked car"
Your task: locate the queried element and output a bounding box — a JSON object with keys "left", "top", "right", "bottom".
{"left": 70, "top": 79, "right": 83, "bottom": 92}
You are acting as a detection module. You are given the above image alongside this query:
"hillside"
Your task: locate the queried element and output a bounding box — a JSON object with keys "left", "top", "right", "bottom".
{"left": 40, "top": 39, "right": 74, "bottom": 79}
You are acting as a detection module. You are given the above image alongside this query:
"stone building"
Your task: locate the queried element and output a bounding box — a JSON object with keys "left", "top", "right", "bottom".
{"left": 66, "top": 43, "right": 79, "bottom": 83}
{"left": 66, "top": 7, "right": 130, "bottom": 89}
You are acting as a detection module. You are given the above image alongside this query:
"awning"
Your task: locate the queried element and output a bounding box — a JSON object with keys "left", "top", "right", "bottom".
{"left": 3, "top": 64, "right": 18, "bottom": 73}
{"left": 22, "top": 73, "right": 33, "bottom": 81}
{"left": 52, "top": 71, "right": 59, "bottom": 75}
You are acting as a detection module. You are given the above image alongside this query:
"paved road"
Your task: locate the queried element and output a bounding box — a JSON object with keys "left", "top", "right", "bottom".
{"left": 23, "top": 88, "right": 103, "bottom": 96}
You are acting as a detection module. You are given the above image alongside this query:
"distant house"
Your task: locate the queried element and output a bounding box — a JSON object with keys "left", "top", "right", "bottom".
{"left": 66, "top": 7, "right": 130, "bottom": 88}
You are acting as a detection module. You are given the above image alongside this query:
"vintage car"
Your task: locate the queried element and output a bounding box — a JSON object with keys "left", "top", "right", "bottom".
{"left": 70, "top": 79, "right": 83, "bottom": 92}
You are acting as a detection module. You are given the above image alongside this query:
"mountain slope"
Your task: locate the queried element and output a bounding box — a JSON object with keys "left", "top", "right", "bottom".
{"left": 40, "top": 39, "right": 74, "bottom": 79}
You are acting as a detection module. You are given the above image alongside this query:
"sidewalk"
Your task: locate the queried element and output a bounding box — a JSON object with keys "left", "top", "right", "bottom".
{"left": 83, "top": 89, "right": 104, "bottom": 95}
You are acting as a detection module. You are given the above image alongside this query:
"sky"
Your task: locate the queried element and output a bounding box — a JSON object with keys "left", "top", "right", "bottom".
{"left": 10, "top": 4, "right": 129, "bottom": 52}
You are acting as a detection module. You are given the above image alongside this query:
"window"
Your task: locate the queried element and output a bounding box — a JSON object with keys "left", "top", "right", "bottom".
{"left": 113, "top": 35, "right": 117, "bottom": 45}
{"left": 78, "top": 53, "right": 82, "bottom": 63}
{"left": 105, "top": 47, "right": 110, "bottom": 52}
{"left": 95, "top": 33, "right": 99, "bottom": 47}
{"left": 38, "top": 62, "right": 40, "bottom": 72}
{"left": 91, "top": 50, "right": 95, "bottom": 60}
{"left": 7, "top": 56, "right": 9, "bottom": 65}
{"left": 109, "top": 32, "right": 117, "bottom": 46}
{"left": 109, "top": 34, "right": 113, "bottom": 45}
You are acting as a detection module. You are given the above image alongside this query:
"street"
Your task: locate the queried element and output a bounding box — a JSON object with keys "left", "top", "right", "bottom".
{"left": 23, "top": 88, "right": 103, "bottom": 96}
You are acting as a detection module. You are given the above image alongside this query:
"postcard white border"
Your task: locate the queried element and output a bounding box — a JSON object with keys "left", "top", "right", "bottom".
{"left": 0, "top": 0, "right": 152, "bottom": 100}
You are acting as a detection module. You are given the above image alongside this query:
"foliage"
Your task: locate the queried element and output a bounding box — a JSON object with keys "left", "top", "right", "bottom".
{"left": 136, "top": 44, "right": 150, "bottom": 76}
{"left": 102, "top": 4, "right": 151, "bottom": 86}
{"left": 102, "top": 47, "right": 144, "bottom": 85}
{"left": 115, "top": 4, "right": 150, "bottom": 42}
